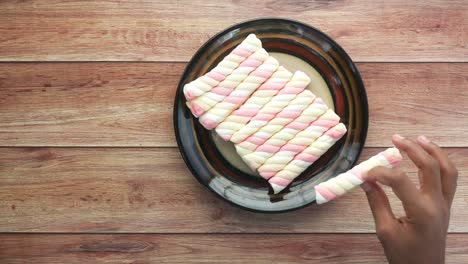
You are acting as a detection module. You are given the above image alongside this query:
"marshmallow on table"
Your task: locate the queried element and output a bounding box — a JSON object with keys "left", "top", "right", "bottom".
{"left": 198, "top": 57, "right": 280, "bottom": 130}
{"left": 256, "top": 109, "right": 341, "bottom": 179}
{"left": 240, "top": 98, "right": 329, "bottom": 171}
{"left": 269, "top": 123, "right": 347, "bottom": 194}
{"left": 315, "top": 147, "right": 403, "bottom": 204}
{"left": 188, "top": 48, "right": 269, "bottom": 117}
{"left": 230, "top": 71, "right": 311, "bottom": 144}
{"left": 215, "top": 66, "right": 293, "bottom": 141}
{"left": 183, "top": 34, "right": 262, "bottom": 101}
{"left": 234, "top": 89, "right": 316, "bottom": 157}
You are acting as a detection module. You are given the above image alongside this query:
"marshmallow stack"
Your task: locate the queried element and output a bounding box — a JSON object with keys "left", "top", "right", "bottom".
{"left": 183, "top": 34, "right": 380, "bottom": 198}
{"left": 184, "top": 34, "right": 262, "bottom": 100}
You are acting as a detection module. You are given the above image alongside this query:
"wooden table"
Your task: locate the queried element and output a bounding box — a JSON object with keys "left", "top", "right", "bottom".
{"left": 0, "top": 1, "right": 467, "bottom": 263}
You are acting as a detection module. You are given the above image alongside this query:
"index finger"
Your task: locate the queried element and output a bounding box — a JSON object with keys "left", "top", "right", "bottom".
{"left": 392, "top": 134, "right": 442, "bottom": 196}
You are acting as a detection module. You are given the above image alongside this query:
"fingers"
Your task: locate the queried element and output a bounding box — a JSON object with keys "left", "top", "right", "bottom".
{"left": 417, "top": 135, "right": 458, "bottom": 206}
{"left": 364, "top": 166, "right": 422, "bottom": 216}
{"left": 392, "top": 134, "right": 442, "bottom": 196}
{"left": 361, "top": 182, "right": 396, "bottom": 234}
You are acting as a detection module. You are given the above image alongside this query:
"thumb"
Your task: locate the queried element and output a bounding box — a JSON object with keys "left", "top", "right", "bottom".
{"left": 361, "top": 182, "right": 396, "bottom": 234}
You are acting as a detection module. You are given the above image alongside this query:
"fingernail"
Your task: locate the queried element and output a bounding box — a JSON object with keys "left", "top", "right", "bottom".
{"left": 361, "top": 182, "right": 372, "bottom": 192}
{"left": 393, "top": 134, "right": 405, "bottom": 141}
{"left": 418, "top": 135, "right": 430, "bottom": 144}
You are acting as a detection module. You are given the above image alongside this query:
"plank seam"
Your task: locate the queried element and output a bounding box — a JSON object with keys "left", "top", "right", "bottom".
{"left": 0, "top": 61, "right": 466, "bottom": 64}
{"left": 0, "top": 232, "right": 466, "bottom": 235}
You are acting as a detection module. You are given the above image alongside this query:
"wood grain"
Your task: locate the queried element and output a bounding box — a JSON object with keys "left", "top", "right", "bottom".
{"left": 0, "top": 0, "right": 466, "bottom": 62}
{"left": 1, "top": 1, "right": 466, "bottom": 263}
{"left": 0, "top": 147, "right": 466, "bottom": 233}
{"left": 0, "top": 234, "right": 467, "bottom": 264}
{"left": 0, "top": 62, "right": 180, "bottom": 147}
{"left": 362, "top": 63, "right": 468, "bottom": 147}
{"left": 0, "top": 63, "right": 466, "bottom": 147}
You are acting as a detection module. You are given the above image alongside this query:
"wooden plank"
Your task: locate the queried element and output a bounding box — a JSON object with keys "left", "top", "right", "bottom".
{"left": 362, "top": 63, "right": 468, "bottom": 147}
{"left": 0, "top": 147, "right": 466, "bottom": 233}
{"left": 0, "top": 0, "right": 466, "bottom": 62}
{"left": 0, "top": 62, "right": 180, "bottom": 147}
{"left": 0, "top": 234, "right": 467, "bottom": 264}
{"left": 0, "top": 62, "right": 466, "bottom": 147}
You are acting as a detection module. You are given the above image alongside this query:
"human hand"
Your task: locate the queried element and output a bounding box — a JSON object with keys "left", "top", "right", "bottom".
{"left": 361, "top": 134, "right": 458, "bottom": 264}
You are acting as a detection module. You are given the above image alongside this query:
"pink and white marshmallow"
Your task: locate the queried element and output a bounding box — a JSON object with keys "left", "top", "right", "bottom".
{"left": 315, "top": 147, "right": 403, "bottom": 204}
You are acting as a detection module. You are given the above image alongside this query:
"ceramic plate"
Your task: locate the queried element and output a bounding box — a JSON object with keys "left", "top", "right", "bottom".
{"left": 174, "top": 18, "right": 368, "bottom": 213}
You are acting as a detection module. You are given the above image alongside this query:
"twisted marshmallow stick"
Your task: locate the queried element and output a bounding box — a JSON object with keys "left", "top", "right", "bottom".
{"left": 198, "top": 57, "right": 279, "bottom": 130}
{"left": 253, "top": 109, "right": 339, "bottom": 178}
{"left": 183, "top": 34, "right": 262, "bottom": 100}
{"left": 230, "top": 71, "right": 310, "bottom": 144}
{"left": 269, "top": 123, "right": 347, "bottom": 194}
{"left": 315, "top": 147, "right": 403, "bottom": 204}
{"left": 234, "top": 90, "right": 316, "bottom": 157}
{"left": 240, "top": 98, "right": 328, "bottom": 171}
{"left": 215, "top": 66, "right": 293, "bottom": 141}
{"left": 188, "top": 48, "right": 269, "bottom": 117}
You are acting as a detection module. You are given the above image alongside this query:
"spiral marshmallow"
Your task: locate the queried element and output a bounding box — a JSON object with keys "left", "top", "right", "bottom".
{"left": 314, "top": 147, "right": 403, "bottom": 204}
